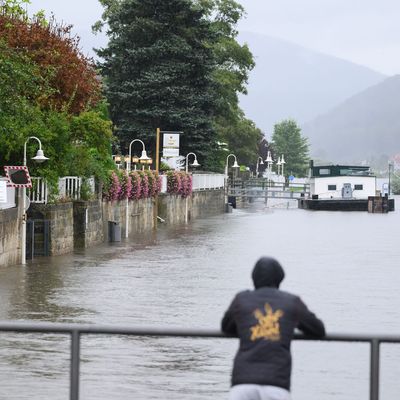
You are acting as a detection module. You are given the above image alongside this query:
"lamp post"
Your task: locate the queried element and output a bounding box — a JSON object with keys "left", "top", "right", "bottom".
{"left": 388, "top": 161, "right": 393, "bottom": 197}
{"left": 280, "top": 155, "right": 286, "bottom": 184}
{"left": 185, "top": 152, "right": 200, "bottom": 223}
{"left": 224, "top": 154, "right": 239, "bottom": 207}
{"left": 255, "top": 156, "right": 264, "bottom": 178}
{"left": 276, "top": 156, "right": 281, "bottom": 176}
{"left": 265, "top": 151, "right": 273, "bottom": 186}
{"left": 125, "top": 139, "right": 150, "bottom": 238}
{"left": 22, "top": 136, "right": 49, "bottom": 265}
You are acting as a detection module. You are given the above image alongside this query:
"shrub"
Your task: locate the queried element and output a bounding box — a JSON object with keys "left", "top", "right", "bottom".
{"left": 166, "top": 171, "right": 192, "bottom": 198}
{"left": 129, "top": 170, "right": 142, "bottom": 200}
{"left": 102, "top": 170, "right": 121, "bottom": 201}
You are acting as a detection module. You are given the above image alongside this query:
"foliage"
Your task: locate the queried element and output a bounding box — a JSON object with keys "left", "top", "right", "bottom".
{"left": 129, "top": 171, "right": 142, "bottom": 200}
{"left": 271, "top": 119, "right": 310, "bottom": 178}
{"left": 79, "top": 178, "right": 95, "bottom": 201}
{"left": 96, "top": 0, "right": 217, "bottom": 163}
{"left": 102, "top": 170, "right": 121, "bottom": 201}
{"left": 118, "top": 170, "right": 132, "bottom": 200}
{"left": 166, "top": 171, "right": 193, "bottom": 198}
{"left": 216, "top": 109, "right": 262, "bottom": 168}
{"left": 137, "top": 170, "right": 150, "bottom": 199}
{"left": 0, "top": 2, "right": 115, "bottom": 196}
{"left": 0, "top": 0, "right": 101, "bottom": 114}
{"left": 391, "top": 173, "right": 400, "bottom": 195}
{"left": 102, "top": 169, "right": 163, "bottom": 201}
{"left": 200, "top": 0, "right": 260, "bottom": 169}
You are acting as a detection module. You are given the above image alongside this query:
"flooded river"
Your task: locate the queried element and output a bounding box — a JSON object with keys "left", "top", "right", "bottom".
{"left": 0, "top": 199, "right": 399, "bottom": 399}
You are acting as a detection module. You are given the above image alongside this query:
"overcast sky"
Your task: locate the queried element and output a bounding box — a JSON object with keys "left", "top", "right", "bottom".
{"left": 28, "top": 0, "right": 400, "bottom": 75}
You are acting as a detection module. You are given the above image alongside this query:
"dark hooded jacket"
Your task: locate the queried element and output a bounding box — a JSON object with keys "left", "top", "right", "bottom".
{"left": 221, "top": 257, "right": 325, "bottom": 390}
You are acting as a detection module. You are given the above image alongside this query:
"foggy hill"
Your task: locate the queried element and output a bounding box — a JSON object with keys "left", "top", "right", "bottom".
{"left": 302, "top": 75, "right": 400, "bottom": 163}
{"left": 238, "top": 32, "right": 386, "bottom": 137}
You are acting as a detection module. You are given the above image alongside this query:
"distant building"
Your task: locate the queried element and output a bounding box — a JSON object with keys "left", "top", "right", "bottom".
{"left": 309, "top": 161, "right": 376, "bottom": 199}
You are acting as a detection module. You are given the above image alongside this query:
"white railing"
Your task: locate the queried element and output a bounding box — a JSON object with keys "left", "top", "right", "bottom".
{"left": 192, "top": 174, "right": 224, "bottom": 191}
{"left": 58, "top": 176, "right": 81, "bottom": 200}
{"left": 29, "top": 177, "right": 48, "bottom": 204}
{"left": 28, "top": 176, "right": 95, "bottom": 204}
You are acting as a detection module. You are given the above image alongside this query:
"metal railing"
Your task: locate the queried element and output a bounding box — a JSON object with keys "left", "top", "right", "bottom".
{"left": 0, "top": 321, "right": 398, "bottom": 400}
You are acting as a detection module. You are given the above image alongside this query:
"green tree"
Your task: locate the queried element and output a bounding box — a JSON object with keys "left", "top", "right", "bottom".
{"left": 198, "top": 0, "right": 260, "bottom": 168}
{"left": 96, "top": 0, "right": 217, "bottom": 163}
{"left": 0, "top": 1, "right": 115, "bottom": 193}
{"left": 272, "top": 119, "right": 310, "bottom": 177}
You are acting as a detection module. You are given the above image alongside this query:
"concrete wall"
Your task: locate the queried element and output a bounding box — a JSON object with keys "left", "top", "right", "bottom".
{"left": 158, "top": 189, "right": 224, "bottom": 225}
{"left": 102, "top": 198, "right": 155, "bottom": 240}
{"left": 30, "top": 203, "right": 74, "bottom": 256}
{"left": 0, "top": 207, "right": 20, "bottom": 266}
{"left": 74, "top": 200, "right": 104, "bottom": 248}
{"left": 2, "top": 189, "right": 225, "bottom": 264}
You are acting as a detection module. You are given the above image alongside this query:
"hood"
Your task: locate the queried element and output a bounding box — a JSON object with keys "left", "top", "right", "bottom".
{"left": 252, "top": 257, "right": 285, "bottom": 289}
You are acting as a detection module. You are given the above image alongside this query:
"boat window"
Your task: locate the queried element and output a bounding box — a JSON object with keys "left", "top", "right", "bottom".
{"left": 354, "top": 184, "right": 363, "bottom": 190}
{"left": 328, "top": 185, "right": 337, "bottom": 190}
{"left": 319, "top": 168, "right": 330, "bottom": 175}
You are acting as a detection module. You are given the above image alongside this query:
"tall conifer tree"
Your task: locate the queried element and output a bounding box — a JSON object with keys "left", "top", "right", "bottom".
{"left": 97, "top": 0, "right": 217, "bottom": 161}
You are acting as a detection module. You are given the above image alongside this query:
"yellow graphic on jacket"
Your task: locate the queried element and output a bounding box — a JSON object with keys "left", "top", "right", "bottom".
{"left": 250, "top": 303, "right": 284, "bottom": 342}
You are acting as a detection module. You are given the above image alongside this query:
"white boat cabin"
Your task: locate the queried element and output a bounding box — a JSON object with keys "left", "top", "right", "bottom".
{"left": 309, "top": 162, "right": 376, "bottom": 199}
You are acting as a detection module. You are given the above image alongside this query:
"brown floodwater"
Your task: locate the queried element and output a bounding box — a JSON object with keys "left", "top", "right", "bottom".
{"left": 0, "top": 198, "right": 399, "bottom": 399}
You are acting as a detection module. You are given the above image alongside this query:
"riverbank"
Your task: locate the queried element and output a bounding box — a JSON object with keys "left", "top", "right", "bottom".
{"left": 0, "top": 189, "right": 225, "bottom": 267}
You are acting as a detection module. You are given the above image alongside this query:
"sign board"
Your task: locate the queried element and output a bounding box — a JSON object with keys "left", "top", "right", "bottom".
{"left": 163, "top": 133, "right": 180, "bottom": 148}
{"left": 3, "top": 166, "right": 32, "bottom": 188}
{"left": 163, "top": 148, "right": 179, "bottom": 157}
{"left": 289, "top": 175, "right": 295, "bottom": 182}
{"left": 162, "top": 133, "right": 180, "bottom": 159}
{"left": 0, "top": 181, "right": 7, "bottom": 203}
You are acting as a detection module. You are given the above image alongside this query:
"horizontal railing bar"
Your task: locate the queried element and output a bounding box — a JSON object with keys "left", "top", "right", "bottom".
{"left": 0, "top": 321, "right": 399, "bottom": 343}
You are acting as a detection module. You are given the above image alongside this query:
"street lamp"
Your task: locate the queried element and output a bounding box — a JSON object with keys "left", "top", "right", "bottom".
{"left": 185, "top": 152, "right": 200, "bottom": 223}
{"left": 276, "top": 156, "right": 281, "bottom": 176}
{"left": 255, "top": 156, "right": 264, "bottom": 178}
{"left": 388, "top": 161, "right": 393, "bottom": 197}
{"left": 22, "top": 136, "right": 49, "bottom": 265}
{"left": 265, "top": 151, "right": 273, "bottom": 186}
{"left": 125, "top": 139, "right": 150, "bottom": 238}
{"left": 185, "top": 152, "right": 200, "bottom": 173}
{"left": 224, "top": 153, "right": 239, "bottom": 207}
{"left": 280, "top": 154, "right": 286, "bottom": 178}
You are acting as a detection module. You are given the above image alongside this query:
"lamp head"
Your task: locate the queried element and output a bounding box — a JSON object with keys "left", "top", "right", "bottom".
{"left": 259, "top": 159, "right": 264, "bottom": 165}
{"left": 139, "top": 149, "right": 150, "bottom": 161}
{"left": 191, "top": 159, "right": 200, "bottom": 168}
{"left": 232, "top": 160, "right": 239, "bottom": 168}
{"left": 31, "top": 149, "right": 49, "bottom": 163}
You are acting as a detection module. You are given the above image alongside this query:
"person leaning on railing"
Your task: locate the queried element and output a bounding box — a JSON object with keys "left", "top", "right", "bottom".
{"left": 221, "top": 257, "right": 325, "bottom": 400}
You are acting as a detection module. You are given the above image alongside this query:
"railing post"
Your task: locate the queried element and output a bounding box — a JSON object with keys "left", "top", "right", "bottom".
{"left": 70, "top": 330, "right": 81, "bottom": 400}
{"left": 370, "top": 339, "right": 380, "bottom": 400}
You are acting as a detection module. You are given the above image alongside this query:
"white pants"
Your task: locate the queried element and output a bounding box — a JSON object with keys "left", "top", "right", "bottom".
{"left": 229, "top": 384, "right": 291, "bottom": 400}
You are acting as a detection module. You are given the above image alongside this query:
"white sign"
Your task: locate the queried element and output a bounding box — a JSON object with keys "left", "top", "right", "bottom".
{"left": 163, "top": 148, "right": 180, "bottom": 158}
{"left": 0, "top": 181, "right": 7, "bottom": 203}
{"left": 163, "top": 133, "right": 180, "bottom": 148}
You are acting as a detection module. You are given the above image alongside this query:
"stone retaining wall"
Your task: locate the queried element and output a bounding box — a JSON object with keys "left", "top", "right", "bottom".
{"left": 0, "top": 208, "right": 20, "bottom": 267}
{"left": 30, "top": 202, "right": 74, "bottom": 256}
{"left": 17, "top": 189, "right": 225, "bottom": 263}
